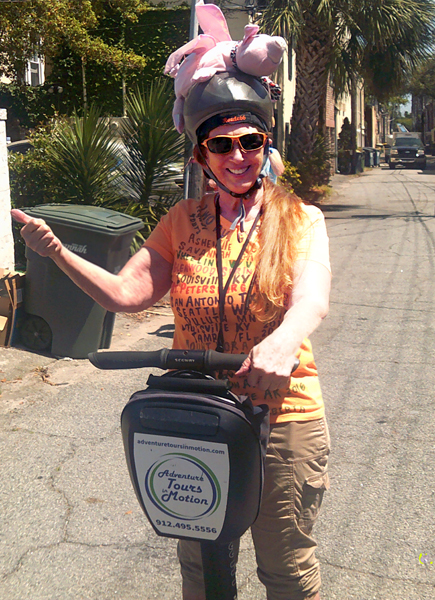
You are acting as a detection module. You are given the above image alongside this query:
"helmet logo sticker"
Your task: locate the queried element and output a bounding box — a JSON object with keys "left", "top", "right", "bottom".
{"left": 223, "top": 115, "right": 247, "bottom": 124}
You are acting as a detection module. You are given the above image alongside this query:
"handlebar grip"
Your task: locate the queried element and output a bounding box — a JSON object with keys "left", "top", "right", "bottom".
{"left": 88, "top": 349, "right": 169, "bottom": 370}
{"left": 88, "top": 350, "right": 300, "bottom": 374}
{"left": 203, "top": 350, "right": 247, "bottom": 371}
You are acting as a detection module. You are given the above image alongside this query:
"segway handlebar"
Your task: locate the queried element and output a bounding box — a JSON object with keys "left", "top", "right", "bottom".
{"left": 88, "top": 349, "right": 249, "bottom": 372}
{"left": 89, "top": 349, "right": 300, "bottom": 374}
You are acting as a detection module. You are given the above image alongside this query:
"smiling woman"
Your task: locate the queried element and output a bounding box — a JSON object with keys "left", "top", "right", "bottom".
{"left": 135, "top": 68, "right": 331, "bottom": 600}
{"left": 11, "top": 45, "right": 332, "bottom": 600}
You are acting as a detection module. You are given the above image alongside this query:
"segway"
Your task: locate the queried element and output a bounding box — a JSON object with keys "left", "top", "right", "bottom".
{"left": 88, "top": 348, "right": 297, "bottom": 600}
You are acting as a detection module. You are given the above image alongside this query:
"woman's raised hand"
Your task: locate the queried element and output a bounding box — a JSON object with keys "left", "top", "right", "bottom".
{"left": 11, "top": 209, "right": 63, "bottom": 258}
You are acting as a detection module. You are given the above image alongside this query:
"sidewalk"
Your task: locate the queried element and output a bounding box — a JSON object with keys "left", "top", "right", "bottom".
{"left": 0, "top": 304, "right": 174, "bottom": 414}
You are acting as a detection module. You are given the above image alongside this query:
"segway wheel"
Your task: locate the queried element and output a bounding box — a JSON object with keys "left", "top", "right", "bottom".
{"left": 19, "top": 315, "right": 52, "bottom": 351}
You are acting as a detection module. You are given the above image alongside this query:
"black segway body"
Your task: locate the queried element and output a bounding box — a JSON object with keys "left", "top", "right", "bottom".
{"left": 88, "top": 349, "right": 273, "bottom": 600}
{"left": 121, "top": 371, "right": 269, "bottom": 544}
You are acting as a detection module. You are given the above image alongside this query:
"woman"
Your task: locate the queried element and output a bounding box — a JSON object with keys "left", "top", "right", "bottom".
{"left": 12, "top": 71, "right": 331, "bottom": 600}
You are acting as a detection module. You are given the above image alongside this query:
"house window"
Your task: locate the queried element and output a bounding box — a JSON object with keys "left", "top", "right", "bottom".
{"left": 25, "top": 56, "right": 44, "bottom": 87}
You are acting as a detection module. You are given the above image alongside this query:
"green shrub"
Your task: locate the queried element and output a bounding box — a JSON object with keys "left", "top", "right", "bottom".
{"left": 10, "top": 84, "right": 185, "bottom": 257}
{"left": 120, "top": 78, "right": 184, "bottom": 206}
{"left": 9, "top": 123, "right": 65, "bottom": 208}
{"left": 114, "top": 79, "right": 184, "bottom": 246}
{"left": 280, "top": 135, "right": 332, "bottom": 196}
{"left": 279, "top": 162, "right": 302, "bottom": 193}
{"left": 297, "top": 135, "right": 332, "bottom": 191}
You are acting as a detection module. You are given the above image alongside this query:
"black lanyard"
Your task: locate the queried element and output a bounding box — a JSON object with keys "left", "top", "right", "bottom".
{"left": 215, "top": 198, "right": 262, "bottom": 353}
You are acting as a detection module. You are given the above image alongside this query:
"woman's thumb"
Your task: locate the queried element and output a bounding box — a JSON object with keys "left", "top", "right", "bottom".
{"left": 11, "top": 209, "right": 31, "bottom": 224}
{"left": 235, "top": 356, "right": 252, "bottom": 377}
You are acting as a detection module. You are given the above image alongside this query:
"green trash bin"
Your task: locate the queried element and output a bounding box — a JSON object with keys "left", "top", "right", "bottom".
{"left": 20, "top": 204, "right": 143, "bottom": 358}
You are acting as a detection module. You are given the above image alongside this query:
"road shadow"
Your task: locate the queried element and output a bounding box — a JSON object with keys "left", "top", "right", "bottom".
{"left": 149, "top": 323, "right": 175, "bottom": 339}
{"left": 350, "top": 213, "right": 435, "bottom": 219}
{"left": 320, "top": 203, "right": 367, "bottom": 213}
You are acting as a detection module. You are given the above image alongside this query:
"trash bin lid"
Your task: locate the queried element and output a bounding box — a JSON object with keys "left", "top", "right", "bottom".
{"left": 23, "top": 204, "right": 144, "bottom": 236}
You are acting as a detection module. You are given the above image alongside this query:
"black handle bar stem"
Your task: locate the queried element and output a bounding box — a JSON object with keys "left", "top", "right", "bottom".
{"left": 201, "top": 541, "right": 237, "bottom": 600}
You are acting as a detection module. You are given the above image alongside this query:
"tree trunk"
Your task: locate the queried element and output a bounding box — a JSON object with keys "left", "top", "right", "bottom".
{"left": 288, "top": 10, "right": 332, "bottom": 165}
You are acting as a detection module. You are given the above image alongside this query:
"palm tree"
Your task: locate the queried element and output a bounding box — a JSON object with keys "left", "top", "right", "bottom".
{"left": 46, "top": 105, "right": 124, "bottom": 205}
{"left": 259, "top": 0, "right": 435, "bottom": 167}
{"left": 120, "top": 78, "right": 184, "bottom": 205}
{"left": 116, "top": 78, "right": 185, "bottom": 246}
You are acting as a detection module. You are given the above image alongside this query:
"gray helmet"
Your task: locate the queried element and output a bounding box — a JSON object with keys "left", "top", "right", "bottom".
{"left": 183, "top": 71, "right": 274, "bottom": 144}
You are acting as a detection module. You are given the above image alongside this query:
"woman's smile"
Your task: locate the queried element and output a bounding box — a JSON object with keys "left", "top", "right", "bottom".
{"left": 227, "top": 166, "right": 251, "bottom": 175}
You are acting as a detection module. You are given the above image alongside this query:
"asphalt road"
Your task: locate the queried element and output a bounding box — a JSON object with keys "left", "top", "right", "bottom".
{"left": 1, "top": 162, "right": 435, "bottom": 599}
{"left": 313, "top": 161, "right": 435, "bottom": 599}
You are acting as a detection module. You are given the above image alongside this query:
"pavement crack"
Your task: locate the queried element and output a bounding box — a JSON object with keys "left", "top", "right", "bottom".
{"left": 48, "top": 441, "right": 79, "bottom": 542}
{"left": 320, "top": 558, "right": 435, "bottom": 588}
{"left": 4, "top": 425, "right": 120, "bottom": 444}
{"left": 330, "top": 299, "right": 435, "bottom": 314}
{"left": 1, "top": 539, "right": 174, "bottom": 582}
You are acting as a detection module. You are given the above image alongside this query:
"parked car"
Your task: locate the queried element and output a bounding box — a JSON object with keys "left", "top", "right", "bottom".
{"left": 389, "top": 136, "right": 426, "bottom": 170}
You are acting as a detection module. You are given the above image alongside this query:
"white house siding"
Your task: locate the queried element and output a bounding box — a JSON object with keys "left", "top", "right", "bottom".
{"left": 274, "top": 49, "right": 296, "bottom": 156}
{"left": 0, "top": 110, "right": 14, "bottom": 269}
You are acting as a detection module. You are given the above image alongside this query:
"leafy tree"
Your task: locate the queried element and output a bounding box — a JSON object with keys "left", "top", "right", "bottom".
{"left": 259, "top": 0, "right": 435, "bottom": 167}
{"left": 409, "top": 56, "right": 435, "bottom": 99}
{"left": 46, "top": 6, "right": 190, "bottom": 117}
{"left": 0, "top": 5, "right": 190, "bottom": 130}
{"left": 0, "top": 0, "right": 148, "bottom": 80}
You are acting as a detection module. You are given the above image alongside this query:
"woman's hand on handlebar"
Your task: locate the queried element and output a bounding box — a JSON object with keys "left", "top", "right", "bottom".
{"left": 11, "top": 209, "right": 63, "bottom": 258}
{"left": 234, "top": 335, "right": 298, "bottom": 392}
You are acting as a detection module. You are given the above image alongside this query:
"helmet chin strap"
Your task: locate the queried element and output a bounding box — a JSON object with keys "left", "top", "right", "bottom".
{"left": 202, "top": 140, "right": 270, "bottom": 233}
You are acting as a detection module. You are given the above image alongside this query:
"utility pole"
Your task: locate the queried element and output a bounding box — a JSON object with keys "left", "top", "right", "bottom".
{"left": 183, "top": 0, "right": 206, "bottom": 200}
{"left": 350, "top": 75, "right": 358, "bottom": 174}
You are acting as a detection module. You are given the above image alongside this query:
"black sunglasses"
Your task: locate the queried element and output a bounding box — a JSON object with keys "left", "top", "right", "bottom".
{"left": 201, "top": 132, "right": 268, "bottom": 155}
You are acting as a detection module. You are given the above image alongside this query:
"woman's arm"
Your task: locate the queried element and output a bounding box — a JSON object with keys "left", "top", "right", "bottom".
{"left": 11, "top": 209, "right": 173, "bottom": 313}
{"left": 235, "top": 259, "right": 331, "bottom": 391}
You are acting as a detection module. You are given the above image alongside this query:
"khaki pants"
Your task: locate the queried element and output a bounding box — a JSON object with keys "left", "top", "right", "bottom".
{"left": 178, "top": 417, "right": 330, "bottom": 600}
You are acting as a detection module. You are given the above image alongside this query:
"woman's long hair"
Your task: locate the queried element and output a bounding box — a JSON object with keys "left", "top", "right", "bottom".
{"left": 193, "top": 146, "right": 304, "bottom": 322}
{"left": 251, "top": 178, "right": 304, "bottom": 322}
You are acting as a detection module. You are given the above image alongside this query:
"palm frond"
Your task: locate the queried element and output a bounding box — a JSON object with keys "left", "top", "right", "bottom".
{"left": 329, "top": 0, "right": 435, "bottom": 96}
{"left": 258, "top": 0, "right": 303, "bottom": 38}
{"left": 46, "top": 106, "right": 125, "bottom": 205}
{"left": 120, "top": 78, "right": 184, "bottom": 206}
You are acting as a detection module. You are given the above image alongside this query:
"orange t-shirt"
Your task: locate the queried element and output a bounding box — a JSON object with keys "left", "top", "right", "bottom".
{"left": 145, "top": 193, "right": 330, "bottom": 423}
